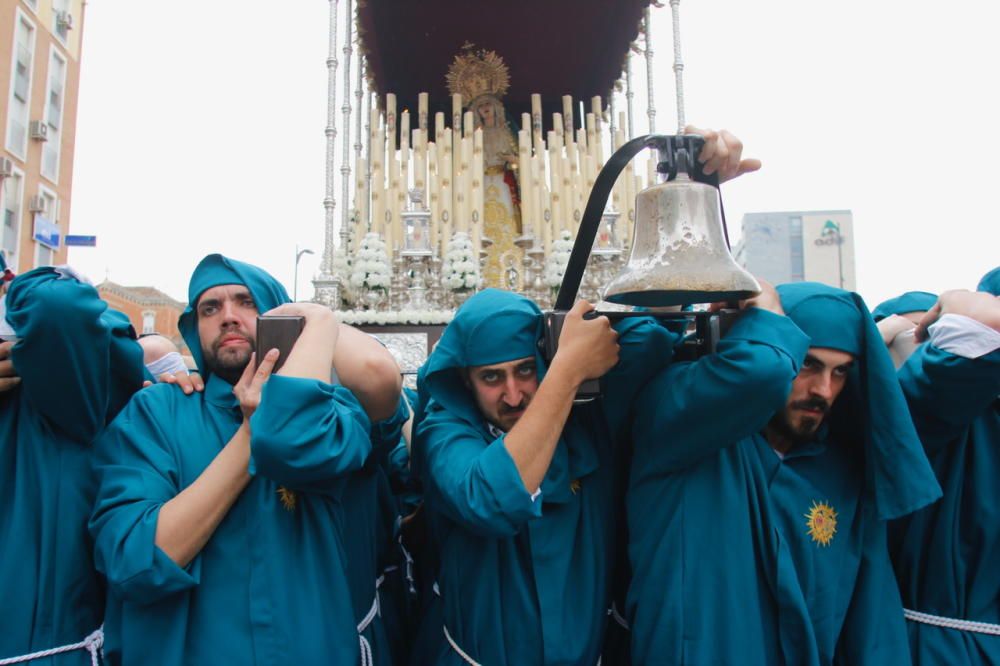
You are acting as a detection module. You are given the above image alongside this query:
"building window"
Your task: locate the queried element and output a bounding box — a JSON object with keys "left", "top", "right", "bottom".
{"left": 52, "top": 0, "right": 71, "bottom": 43}
{"left": 789, "top": 216, "right": 804, "bottom": 281}
{"left": 2, "top": 170, "right": 24, "bottom": 270}
{"left": 142, "top": 311, "right": 156, "bottom": 335}
{"left": 41, "top": 49, "right": 67, "bottom": 183}
{"left": 6, "top": 11, "right": 36, "bottom": 159}
{"left": 33, "top": 189, "right": 58, "bottom": 268}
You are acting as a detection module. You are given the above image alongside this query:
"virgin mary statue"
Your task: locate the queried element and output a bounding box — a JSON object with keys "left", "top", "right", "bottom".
{"left": 447, "top": 48, "right": 524, "bottom": 290}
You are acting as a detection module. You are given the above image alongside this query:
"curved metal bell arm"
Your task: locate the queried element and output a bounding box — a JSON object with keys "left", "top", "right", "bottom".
{"left": 554, "top": 133, "right": 717, "bottom": 311}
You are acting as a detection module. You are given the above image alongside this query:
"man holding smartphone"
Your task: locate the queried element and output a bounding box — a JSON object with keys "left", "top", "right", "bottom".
{"left": 90, "top": 254, "right": 402, "bottom": 665}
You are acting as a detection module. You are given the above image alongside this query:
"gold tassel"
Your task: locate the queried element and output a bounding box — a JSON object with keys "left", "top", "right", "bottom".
{"left": 570, "top": 479, "right": 581, "bottom": 495}
{"left": 277, "top": 486, "right": 297, "bottom": 511}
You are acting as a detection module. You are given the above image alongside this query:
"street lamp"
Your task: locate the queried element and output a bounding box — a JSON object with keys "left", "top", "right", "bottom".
{"left": 294, "top": 246, "right": 314, "bottom": 301}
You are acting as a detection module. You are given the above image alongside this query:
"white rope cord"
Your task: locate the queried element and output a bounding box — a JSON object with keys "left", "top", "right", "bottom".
{"left": 608, "top": 602, "right": 631, "bottom": 631}
{"left": 399, "top": 535, "right": 417, "bottom": 594}
{"left": 0, "top": 627, "right": 103, "bottom": 666}
{"left": 356, "top": 580, "right": 382, "bottom": 666}
{"left": 442, "top": 625, "right": 481, "bottom": 666}
{"left": 669, "top": 0, "right": 686, "bottom": 133}
{"left": 904, "top": 608, "right": 1000, "bottom": 636}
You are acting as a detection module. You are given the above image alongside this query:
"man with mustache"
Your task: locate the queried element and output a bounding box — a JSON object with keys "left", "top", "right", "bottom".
{"left": 888, "top": 270, "right": 1000, "bottom": 664}
{"left": 89, "top": 254, "right": 402, "bottom": 665}
{"left": 409, "top": 289, "right": 676, "bottom": 665}
{"left": 626, "top": 281, "right": 942, "bottom": 665}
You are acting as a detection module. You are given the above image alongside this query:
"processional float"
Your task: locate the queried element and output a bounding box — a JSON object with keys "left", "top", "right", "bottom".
{"left": 313, "top": 0, "right": 758, "bottom": 375}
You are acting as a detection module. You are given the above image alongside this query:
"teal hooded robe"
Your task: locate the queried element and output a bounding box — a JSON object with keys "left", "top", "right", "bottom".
{"left": 627, "top": 283, "right": 941, "bottom": 665}
{"left": 889, "top": 271, "right": 1000, "bottom": 664}
{"left": 89, "top": 254, "right": 387, "bottom": 665}
{"left": 1, "top": 267, "right": 144, "bottom": 664}
{"left": 411, "top": 289, "right": 676, "bottom": 666}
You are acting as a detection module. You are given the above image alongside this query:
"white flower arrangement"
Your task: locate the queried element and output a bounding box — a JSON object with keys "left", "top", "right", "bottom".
{"left": 349, "top": 233, "right": 391, "bottom": 291}
{"left": 544, "top": 229, "right": 575, "bottom": 288}
{"left": 336, "top": 309, "right": 455, "bottom": 325}
{"left": 443, "top": 232, "right": 480, "bottom": 292}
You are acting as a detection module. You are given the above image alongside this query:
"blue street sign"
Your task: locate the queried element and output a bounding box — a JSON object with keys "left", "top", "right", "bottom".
{"left": 65, "top": 235, "right": 97, "bottom": 247}
{"left": 33, "top": 216, "right": 60, "bottom": 249}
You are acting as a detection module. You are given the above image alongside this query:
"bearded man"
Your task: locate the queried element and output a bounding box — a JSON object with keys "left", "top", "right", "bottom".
{"left": 89, "top": 254, "right": 401, "bottom": 665}
{"left": 626, "top": 281, "right": 942, "bottom": 665}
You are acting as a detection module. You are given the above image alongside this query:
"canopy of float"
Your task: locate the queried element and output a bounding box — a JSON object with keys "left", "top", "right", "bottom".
{"left": 357, "top": 0, "right": 651, "bottom": 124}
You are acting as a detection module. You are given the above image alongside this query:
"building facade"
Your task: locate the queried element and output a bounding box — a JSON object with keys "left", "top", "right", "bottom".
{"left": 97, "top": 281, "right": 187, "bottom": 352}
{"left": 733, "top": 210, "right": 856, "bottom": 292}
{"left": 0, "top": 0, "right": 85, "bottom": 273}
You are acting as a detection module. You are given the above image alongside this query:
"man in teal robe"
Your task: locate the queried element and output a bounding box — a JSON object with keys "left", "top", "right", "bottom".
{"left": 1, "top": 266, "right": 145, "bottom": 664}
{"left": 889, "top": 273, "right": 1000, "bottom": 664}
{"left": 89, "top": 254, "right": 402, "bottom": 665}
{"left": 411, "top": 289, "right": 676, "bottom": 665}
{"left": 627, "top": 281, "right": 941, "bottom": 665}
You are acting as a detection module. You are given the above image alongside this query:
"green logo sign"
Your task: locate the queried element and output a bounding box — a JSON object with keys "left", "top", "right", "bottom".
{"left": 815, "top": 219, "right": 845, "bottom": 246}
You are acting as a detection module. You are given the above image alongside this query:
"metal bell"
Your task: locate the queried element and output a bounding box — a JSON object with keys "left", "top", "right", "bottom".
{"left": 603, "top": 170, "right": 760, "bottom": 306}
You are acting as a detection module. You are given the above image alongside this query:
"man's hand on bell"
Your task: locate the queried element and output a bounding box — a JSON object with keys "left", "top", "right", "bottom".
{"left": 552, "top": 299, "right": 620, "bottom": 385}
{"left": 685, "top": 125, "right": 761, "bottom": 183}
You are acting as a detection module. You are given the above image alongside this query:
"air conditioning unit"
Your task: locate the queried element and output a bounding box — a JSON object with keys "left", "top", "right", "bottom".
{"left": 0, "top": 157, "right": 13, "bottom": 179}
{"left": 28, "top": 195, "right": 47, "bottom": 214}
{"left": 56, "top": 11, "right": 73, "bottom": 31}
{"left": 29, "top": 121, "right": 48, "bottom": 142}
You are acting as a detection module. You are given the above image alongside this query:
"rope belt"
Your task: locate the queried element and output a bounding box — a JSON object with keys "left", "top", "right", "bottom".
{"left": 608, "top": 602, "right": 631, "bottom": 631}
{"left": 357, "top": 580, "right": 383, "bottom": 666}
{"left": 442, "top": 625, "right": 481, "bottom": 666}
{"left": 0, "top": 627, "right": 103, "bottom": 666}
{"left": 904, "top": 608, "right": 1000, "bottom": 636}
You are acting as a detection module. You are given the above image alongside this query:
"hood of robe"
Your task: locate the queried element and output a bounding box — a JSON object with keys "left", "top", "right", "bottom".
{"left": 5, "top": 266, "right": 145, "bottom": 439}
{"left": 977, "top": 266, "right": 1000, "bottom": 296}
{"left": 777, "top": 282, "right": 942, "bottom": 520}
{"left": 418, "top": 288, "right": 597, "bottom": 504}
{"left": 871, "top": 291, "right": 937, "bottom": 322}
{"left": 178, "top": 254, "right": 290, "bottom": 380}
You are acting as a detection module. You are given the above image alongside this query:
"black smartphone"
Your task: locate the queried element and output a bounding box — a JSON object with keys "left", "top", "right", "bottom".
{"left": 256, "top": 315, "right": 304, "bottom": 372}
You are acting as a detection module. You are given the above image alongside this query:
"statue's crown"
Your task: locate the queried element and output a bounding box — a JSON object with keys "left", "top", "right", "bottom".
{"left": 446, "top": 46, "right": 510, "bottom": 104}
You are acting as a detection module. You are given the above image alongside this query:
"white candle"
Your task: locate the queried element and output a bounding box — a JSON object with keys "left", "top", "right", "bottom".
{"left": 440, "top": 129, "right": 453, "bottom": 255}
{"left": 413, "top": 128, "right": 426, "bottom": 204}
{"left": 435, "top": 112, "right": 445, "bottom": 142}
{"left": 518, "top": 129, "right": 532, "bottom": 237}
{"left": 428, "top": 141, "right": 439, "bottom": 251}
{"left": 452, "top": 94, "right": 463, "bottom": 134}
{"left": 531, "top": 94, "right": 543, "bottom": 152}
{"left": 418, "top": 92, "right": 429, "bottom": 132}
{"left": 353, "top": 157, "right": 368, "bottom": 252}
{"left": 591, "top": 96, "right": 604, "bottom": 164}
{"left": 530, "top": 154, "right": 543, "bottom": 241}
{"left": 463, "top": 111, "right": 474, "bottom": 138}
{"left": 386, "top": 93, "right": 397, "bottom": 153}
{"left": 400, "top": 110, "right": 410, "bottom": 164}
{"left": 472, "top": 128, "right": 484, "bottom": 253}
{"left": 562, "top": 95, "right": 574, "bottom": 147}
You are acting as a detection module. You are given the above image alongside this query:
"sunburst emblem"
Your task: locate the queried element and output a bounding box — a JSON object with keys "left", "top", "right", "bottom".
{"left": 277, "top": 486, "right": 297, "bottom": 511}
{"left": 805, "top": 501, "right": 837, "bottom": 546}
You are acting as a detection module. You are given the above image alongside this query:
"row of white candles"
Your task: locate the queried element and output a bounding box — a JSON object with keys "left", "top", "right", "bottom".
{"left": 352, "top": 92, "right": 659, "bottom": 258}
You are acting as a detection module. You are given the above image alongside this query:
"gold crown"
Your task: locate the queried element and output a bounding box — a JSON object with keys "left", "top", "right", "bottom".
{"left": 446, "top": 46, "right": 510, "bottom": 104}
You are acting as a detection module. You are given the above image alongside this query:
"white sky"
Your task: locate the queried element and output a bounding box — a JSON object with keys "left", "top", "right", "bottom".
{"left": 68, "top": 1, "right": 999, "bottom": 307}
